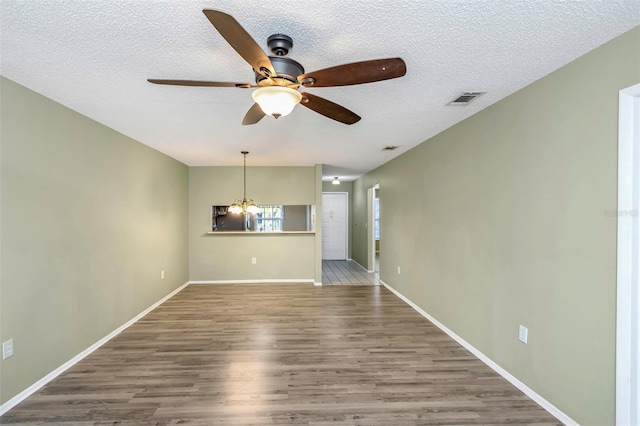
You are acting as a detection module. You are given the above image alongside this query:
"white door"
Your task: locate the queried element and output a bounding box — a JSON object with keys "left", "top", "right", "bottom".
{"left": 322, "top": 192, "right": 348, "bottom": 260}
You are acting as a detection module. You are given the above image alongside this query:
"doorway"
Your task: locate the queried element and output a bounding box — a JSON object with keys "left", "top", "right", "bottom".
{"left": 616, "top": 82, "right": 640, "bottom": 425}
{"left": 322, "top": 192, "right": 348, "bottom": 260}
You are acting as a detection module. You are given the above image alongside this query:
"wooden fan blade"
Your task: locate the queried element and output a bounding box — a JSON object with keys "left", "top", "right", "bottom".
{"left": 147, "top": 79, "right": 254, "bottom": 88}
{"left": 298, "top": 58, "right": 406, "bottom": 88}
{"left": 242, "top": 103, "right": 266, "bottom": 125}
{"left": 203, "top": 10, "right": 276, "bottom": 77}
{"left": 300, "top": 92, "right": 361, "bottom": 125}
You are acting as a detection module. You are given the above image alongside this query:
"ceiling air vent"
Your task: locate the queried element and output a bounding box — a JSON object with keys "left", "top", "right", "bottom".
{"left": 382, "top": 145, "right": 399, "bottom": 151}
{"left": 447, "top": 92, "right": 485, "bottom": 106}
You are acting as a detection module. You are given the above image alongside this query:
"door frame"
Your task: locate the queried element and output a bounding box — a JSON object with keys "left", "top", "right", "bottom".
{"left": 616, "top": 83, "right": 640, "bottom": 425}
{"left": 322, "top": 192, "right": 348, "bottom": 260}
{"left": 367, "top": 184, "right": 379, "bottom": 273}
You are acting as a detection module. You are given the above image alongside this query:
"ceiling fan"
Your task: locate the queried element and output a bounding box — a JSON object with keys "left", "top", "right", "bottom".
{"left": 148, "top": 9, "right": 407, "bottom": 125}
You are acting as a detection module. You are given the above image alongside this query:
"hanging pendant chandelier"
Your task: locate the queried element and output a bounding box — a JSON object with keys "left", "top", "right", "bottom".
{"left": 228, "top": 151, "right": 259, "bottom": 215}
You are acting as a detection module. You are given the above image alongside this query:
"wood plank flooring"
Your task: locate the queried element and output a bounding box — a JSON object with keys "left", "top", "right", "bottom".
{"left": 322, "top": 260, "right": 379, "bottom": 285}
{"left": 1, "top": 284, "right": 561, "bottom": 425}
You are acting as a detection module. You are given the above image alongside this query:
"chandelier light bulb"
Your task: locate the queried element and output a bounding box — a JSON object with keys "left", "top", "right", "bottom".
{"left": 246, "top": 203, "right": 260, "bottom": 214}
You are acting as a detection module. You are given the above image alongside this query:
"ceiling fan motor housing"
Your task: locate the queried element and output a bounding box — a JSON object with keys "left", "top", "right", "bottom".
{"left": 254, "top": 56, "right": 305, "bottom": 86}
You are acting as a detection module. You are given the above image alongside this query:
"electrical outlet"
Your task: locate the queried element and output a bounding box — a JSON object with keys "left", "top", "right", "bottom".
{"left": 397, "top": 266, "right": 401, "bottom": 274}
{"left": 519, "top": 325, "right": 528, "bottom": 344}
{"left": 3, "top": 339, "right": 14, "bottom": 360}
{"left": 251, "top": 257, "right": 257, "bottom": 265}
{"left": 160, "top": 270, "right": 165, "bottom": 279}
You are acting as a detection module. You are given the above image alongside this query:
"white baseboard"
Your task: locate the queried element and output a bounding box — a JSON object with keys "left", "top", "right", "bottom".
{"left": 0, "top": 281, "right": 189, "bottom": 416}
{"left": 380, "top": 280, "right": 578, "bottom": 426}
{"left": 189, "top": 279, "right": 315, "bottom": 285}
{"left": 314, "top": 281, "right": 323, "bottom": 287}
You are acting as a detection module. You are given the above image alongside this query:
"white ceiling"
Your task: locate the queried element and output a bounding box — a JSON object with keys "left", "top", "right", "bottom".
{"left": 1, "top": 1, "right": 638, "bottom": 181}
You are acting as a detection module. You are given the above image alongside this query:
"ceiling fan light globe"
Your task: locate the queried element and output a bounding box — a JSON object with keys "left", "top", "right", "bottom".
{"left": 252, "top": 86, "right": 302, "bottom": 118}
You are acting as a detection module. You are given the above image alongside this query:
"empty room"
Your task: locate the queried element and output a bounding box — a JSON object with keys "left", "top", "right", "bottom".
{"left": 1, "top": 1, "right": 639, "bottom": 425}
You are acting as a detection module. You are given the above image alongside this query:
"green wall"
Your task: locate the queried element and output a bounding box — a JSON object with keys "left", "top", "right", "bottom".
{"left": 352, "top": 27, "right": 640, "bottom": 425}
{"left": 322, "top": 181, "right": 353, "bottom": 259}
{"left": 189, "top": 166, "right": 321, "bottom": 282}
{"left": 0, "top": 77, "right": 189, "bottom": 405}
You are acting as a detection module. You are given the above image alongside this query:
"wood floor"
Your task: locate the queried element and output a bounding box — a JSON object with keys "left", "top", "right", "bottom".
{"left": 1, "top": 284, "right": 561, "bottom": 425}
{"left": 322, "top": 260, "right": 379, "bottom": 285}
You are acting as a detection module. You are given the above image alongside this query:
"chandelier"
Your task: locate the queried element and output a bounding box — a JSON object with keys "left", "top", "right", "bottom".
{"left": 228, "top": 151, "right": 260, "bottom": 215}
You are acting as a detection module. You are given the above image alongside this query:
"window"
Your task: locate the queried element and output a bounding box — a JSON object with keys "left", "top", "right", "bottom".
{"left": 256, "top": 205, "right": 284, "bottom": 232}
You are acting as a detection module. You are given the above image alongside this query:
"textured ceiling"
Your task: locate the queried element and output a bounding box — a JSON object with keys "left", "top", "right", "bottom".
{"left": 1, "top": 1, "right": 639, "bottom": 181}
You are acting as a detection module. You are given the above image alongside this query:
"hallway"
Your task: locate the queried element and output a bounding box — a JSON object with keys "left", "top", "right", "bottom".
{"left": 322, "top": 259, "right": 380, "bottom": 285}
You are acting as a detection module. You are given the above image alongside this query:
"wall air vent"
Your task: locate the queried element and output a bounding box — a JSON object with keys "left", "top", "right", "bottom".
{"left": 382, "top": 145, "right": 399, "bottom": 151}
{"left": 447, "top": 92, "right": 485, "bottom": 106}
